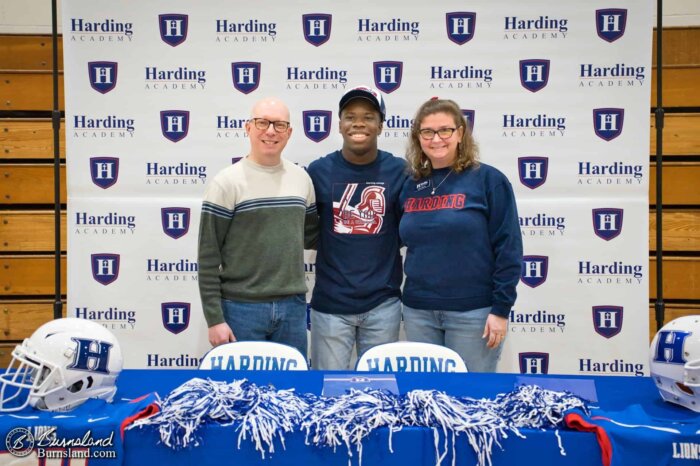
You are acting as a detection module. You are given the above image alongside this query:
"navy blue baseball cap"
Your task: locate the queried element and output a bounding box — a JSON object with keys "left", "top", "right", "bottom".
{"left": 338, "top": 86, "right": 386, "bottom": 121}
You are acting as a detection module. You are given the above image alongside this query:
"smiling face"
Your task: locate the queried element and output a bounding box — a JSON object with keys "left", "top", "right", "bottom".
{"left": 339, "top": 99, "right": 383, "bottom": 165}
{"left": 245, "top": 98, "right": 292, "bottom": 165}
{"left": 418, "top": 112, "right": 464, "bottom": 169}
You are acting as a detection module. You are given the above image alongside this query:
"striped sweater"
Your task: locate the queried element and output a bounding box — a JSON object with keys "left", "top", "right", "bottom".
{"left": 197, "top": 157, "right": 318, "bottom": 327}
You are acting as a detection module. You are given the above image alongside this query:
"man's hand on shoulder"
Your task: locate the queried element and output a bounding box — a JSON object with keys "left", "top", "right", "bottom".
{"left": 208, "top": 322, "right": 236, "bottom": 346}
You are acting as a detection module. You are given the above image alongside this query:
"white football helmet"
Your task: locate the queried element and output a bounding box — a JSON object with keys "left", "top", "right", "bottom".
{"left": 0, "top": 317, "right": 123, "bottom": 412}
{"left": 649, "top": 315, "right": 700, "bottom": 412}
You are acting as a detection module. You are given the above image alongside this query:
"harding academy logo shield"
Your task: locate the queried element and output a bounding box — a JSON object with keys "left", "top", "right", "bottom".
{"left": 592, "top": 208, "right": 623, "bottom": 241}
{"left": 159, "top": 14, "right": 188, "bottom": 47}
{"left": 160, "top": 110, "right": 190, "bottom": 142}
{"left": 161, "top": 207, "right": 191, "bottom": 239}
{"left": 593, "top": 108, "right": 624, "bottom": 141}
{"left": 302, "top": 14, "right": 332, "bottom": 46}
{"left": 521, "top": 255, "right": 548, "bottom": 288}
{"left": 88, "top": 61, "right": 118, "bottom": 94}
{"left": 303, "top": 110, "right": 332, "bottom": 142}
{"left": 592, "top": 306, "right": 624, "bottom": 339}
{"left": 446, "top": 12, "right": 476, "bottom": 45}
{"left": 519, "top": 59, "right": 550, "bottom": 92}
{"left": 373, "top": 61, "right": 403, "bottom": 93}
{"left": 519, "top": 352, "right": 549, "bottom": 374}
{"left": 518, "top": 157, "right": 548, "bottom": 189}
{"left": 162, "top": 302, "right": 191, "bottom": 335}
{"left": 90, "top": 157, "right": 119, "bottom": 189}
{"left": 91, "top": 253, "right": 120, "bottom": 285}
{"left": 596, "top": 9, "right": 627, "bottom": 43}
{"left": 231, "top": 62, "right": 261, "bottom": 94}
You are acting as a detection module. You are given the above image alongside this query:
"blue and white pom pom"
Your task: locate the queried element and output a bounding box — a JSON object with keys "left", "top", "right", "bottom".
{"left": 494, "top": 384, "right": 590, "bottom": 430}
{"left": 128, "top": 378, "right": 311, "bottom": 458}
{"left": 401, "top": 389, "right": 511, "bottom": 466}
{"left": 491, "top": 384, "right": 591, "bottom": 456}
{"left": 302, "top": 388, "right": 402, "bottom": 466}
{"left": 128, "top": 379, "right": 590, "bottom": 466}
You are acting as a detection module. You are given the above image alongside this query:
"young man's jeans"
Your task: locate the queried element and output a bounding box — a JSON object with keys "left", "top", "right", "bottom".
{"left": 310, "top": 297, "right": 401, "bottom": 370}
{"left": 222, "top": 294, "right": 308, "bottom": 359}
{"left": 402, "top": 305, "right": 502, "bottom": 372}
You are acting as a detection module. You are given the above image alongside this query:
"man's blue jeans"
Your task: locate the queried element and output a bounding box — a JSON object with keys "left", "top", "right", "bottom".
{"left": 310, "top": 297, "right": 401, "bottom": 370}
{"left": 222, "top": 294, "right": 308, "bottom": 359}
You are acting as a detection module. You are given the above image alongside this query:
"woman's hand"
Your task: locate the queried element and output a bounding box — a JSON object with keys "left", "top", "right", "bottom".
{"left": 483, "top": 314, "right": 507, "bottom": 349}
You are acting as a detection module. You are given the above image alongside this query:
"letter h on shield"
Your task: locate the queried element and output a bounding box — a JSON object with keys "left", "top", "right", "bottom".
{"left": 596, "top": 9, "right": 627, "bottom": 42}
{"left": 519, "top": 352, "right": 549, "bottom": 374}
{"left": 592, "top": 208, "right": 623, "bottom": 241}
{"left": 520, "top": 255, "right": 548, "bottom": 288}
{"left": 161, "top": 302, "right": 191, "bottom": 335}
{"left": 593, "top": 108, "right": 624, "bottom": 141}
{"left": 91, "top": 253, "right": 120, "bottom": 286}
{"left": 231, "top": 62, "right": 261, "bottom": 94}
{"left": 373, "top": 61, "right": 403, "bottom": 93}
{"left": 303, "top": 110, "right": 331, "bottom": 142}
{"left": 302, "top": 14, "right": 332, "bottom": 46}
{"left": 161, "top": 207, "right": 191, "bottom": 239}
{"left": 90, "top": 157, "right": 119, "bottom": 189}
{"left": 160, "top": 110, "right": 190, "bottom": 142}
{"left": 159, "top": 14, "right": 189, "bottom": 47}
{"left": 518, "top": 157, "right": 548, "bottom": 189}
{"left": 446, "top": 12, "right": 476, "bottom": 45}
{"left": 68, "top": 338, "right": 113, "bottom": 374}
{"left": 88, "top": 61, "right": 118, "bottom": 94}
{"left": 592, "top": 306, "right": 624, "bottom": 339}
{"left": 519, "top": 59, "right": 550, "bottom": 92}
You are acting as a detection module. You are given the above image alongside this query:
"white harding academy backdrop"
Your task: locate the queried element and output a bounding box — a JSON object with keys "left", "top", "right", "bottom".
{"left": 61, "top": 0, "right": 652, "bottom": 374}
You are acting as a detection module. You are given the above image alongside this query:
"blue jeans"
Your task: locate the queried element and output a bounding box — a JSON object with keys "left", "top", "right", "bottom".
{"left": 222, "top": 294, "right": 308, "bottom": 359}
{"left": 310, "top": 297, "right": 401, "bottom": 370}
{"left": 402, "top": 305, "right": 502, "bottom": 373}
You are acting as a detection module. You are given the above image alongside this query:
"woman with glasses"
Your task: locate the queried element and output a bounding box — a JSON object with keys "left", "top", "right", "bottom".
{"left": 398, "top": 98, "right": 523, "bottom": 372}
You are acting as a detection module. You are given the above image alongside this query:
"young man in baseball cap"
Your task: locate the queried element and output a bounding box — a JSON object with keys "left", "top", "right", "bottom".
{"left": 306, "top": 86, "right": 406, "bottom": 369}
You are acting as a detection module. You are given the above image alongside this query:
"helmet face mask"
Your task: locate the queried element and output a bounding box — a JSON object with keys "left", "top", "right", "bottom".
{"left": 0, "top": 318, "right": 122, "bottom": 412}
{"left": 649, "top": 316, "right": 700, "bottom": 412}
{"left": 0, "top": 346, "right": 46, "bottom": 411}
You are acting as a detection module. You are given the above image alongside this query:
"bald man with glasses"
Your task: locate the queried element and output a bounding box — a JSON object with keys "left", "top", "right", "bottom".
{"left": 198, "top": 97, "right": 318, "bottom": 357}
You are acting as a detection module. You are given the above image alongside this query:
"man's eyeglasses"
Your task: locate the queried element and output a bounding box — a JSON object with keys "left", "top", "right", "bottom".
{"left": 418, "top": 127, "right": 461, "bottom": 140}
{"left": 250, "top": 118, "right": 290, "bottom": 132}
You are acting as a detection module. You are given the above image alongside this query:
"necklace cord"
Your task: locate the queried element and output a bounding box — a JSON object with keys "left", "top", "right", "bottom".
{"left": 431, "top": 169, "right": 453, "bottom": 195}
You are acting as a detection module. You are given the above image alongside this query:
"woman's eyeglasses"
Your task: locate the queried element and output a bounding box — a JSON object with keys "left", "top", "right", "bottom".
{"left": 418, "top": 127, "right": 461, "bottom": 140}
